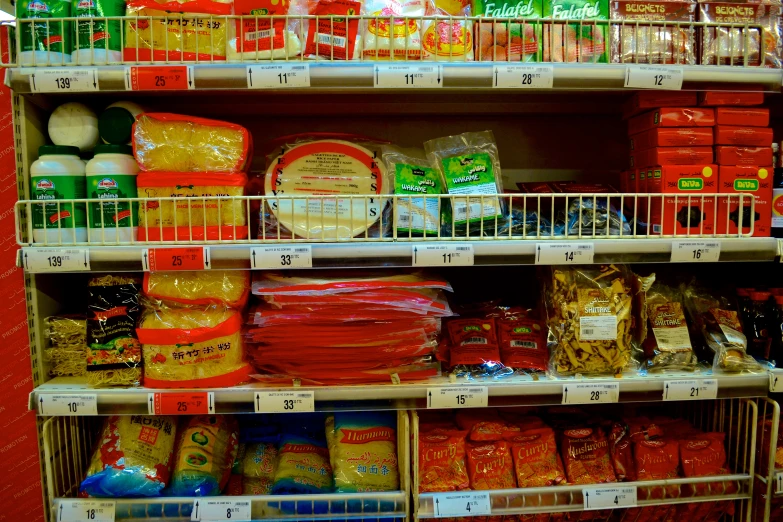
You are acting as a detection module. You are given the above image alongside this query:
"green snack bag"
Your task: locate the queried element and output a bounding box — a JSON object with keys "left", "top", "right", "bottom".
{"left": 543, "top": 0, "right": 609, "bottom": 63}
{"left": 382, "top": 146, "right": 444, "bottom": 237}
{"left": 472, "top": 0, "right": 543, "bottom": 62}
{"left": 17, "top": 0, "right": 72, "bottom": 63}
{"left": 72, "top": 0, "right": 126, "bottom": 62}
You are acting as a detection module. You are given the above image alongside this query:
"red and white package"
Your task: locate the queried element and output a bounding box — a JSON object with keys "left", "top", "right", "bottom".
{"left": 680, "top": 433, "right": 735, "bottom": 496}
{"left": 628, "top": 108, "right": 716, "bottom": 135}
{"left": 699, "top": 90, "right": 765, "bottom": 106}
{"left": 303, "top": 0, "right": 363, "bottom": 60}
{"left": 362, "top": 0, "right": 426, "bottom": 59}
{"left": 632, "top": 128, "right": 714, "bottom": 150}
{"left": 715, "top": 146, "right": 773, "bottom": 165}
{"left": 634, "top": 439, "right": 680, "bottom": 499}
{"left": 446, "top": 318, "right": 501, "bottom": 367}
{"left": 611, "top": 0, "right": 697, "bottom": 64}
{"left": 622, "top": 91, "right": 698, "bottom": 119}
{"left": 714, "top": 126, "right": 773, "bottom": 146}
{"left": 648, "top": 146, "right": 714, "bottom": 165}
{"left": 715, "top": 107, "right": 770, "bottom": 127}
{"left": 561, "top": 427, "right": 617, "bottom": 485}
{"left": 497, "top": 316, "right": 548, "bottom": 372}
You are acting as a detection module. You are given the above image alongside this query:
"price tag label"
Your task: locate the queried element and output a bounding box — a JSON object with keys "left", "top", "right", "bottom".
{"left": 143, "top": 247, "right": 210, "bottom": 271}
{"left": 583, "top": 486, "right": 637, "bottom": 510}
{"left": 624, "top": 65, "right": 684, "bottom": 90}
{"left": 670, "top": 241, "right": 721, "bottom": 263}
{"left": 58, "top": 500, "right": 115, "bottom": 522}
{"left": 192, "top": 499, "right": 251, "bottom": 521}
{"left": 775, "top": 472, "right": 783, "bottom": 494}
{"left": 148, "top": 392, "right": 214, "bottom": 415}
{"left": 38, "top": 394, "right": 98, "bottom": 416}
{"left": 30, "top": 68, "right": 99, "bottom": 93}
{"left": 254, "top": 391, "right": 315, "bottom": 413}
{"left": 432, "top": 492, "right": 491, "bottom": 518}
{"left": 427, "top": 387, "right": 488, "bottom": 409}
{"left": 251, "top": 246, "right": 312, "bottom": 269}
{"left": 770, "top": 370, "right": 783, "bottom": 392}
{"left": 535, "top": 242, "right": 594, "bottom": 265}
{"left": 23, "top": 248, "right": 90, "bottom": 273}
{"left": 375, "top": 65, "right": 442, "bottom": 88}
{"left": 412, "top": 244, "right": 474, "bottom": 267}
{"left": 125, "top": 65, "right": 193, "bottom": 91}
{"left": 562, "top": 383, "right": 619, "bottom": 405}
{"left": 247, "top": 64, "right": 310, "bottom": 89}
{"left": 493, "top": 65, "right": 554, "bottom": 89}
{"left": 663, "top": 379, "right": 718, "bottom": 401}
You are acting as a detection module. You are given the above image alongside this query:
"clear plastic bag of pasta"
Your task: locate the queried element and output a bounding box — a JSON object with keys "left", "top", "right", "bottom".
{"left": 641, "top": 279, "right": 699, "bottom": 372}
{"left": 137, "top": 304, "right": 252, "bottom": 388}
{"left": 143, "top": 270, "right": 250, "bottom": 308}
{"left": 44, "top": 315, "right": 87, "bottom": 377}
{"left": 243, "top": 442, "right": 278, "bottom": 495}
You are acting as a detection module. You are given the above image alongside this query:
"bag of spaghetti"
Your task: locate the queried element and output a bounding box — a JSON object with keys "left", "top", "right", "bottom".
{"left": 144, "top": 270, "right": 250, "bottom": 308}
{"left": 87, "top": 275, "right": 143, "bottom": 387}
{"left": 124, "top": 0, "right": 231, "bottom": 61}
{"left": 81, "top": 415, "right": 177, "bottom": 497}
{"left": 228, "top": 0, "right": 305, "bottom": 60}
{"left": 137, "top": 303, "right": 252, "bottom": 388}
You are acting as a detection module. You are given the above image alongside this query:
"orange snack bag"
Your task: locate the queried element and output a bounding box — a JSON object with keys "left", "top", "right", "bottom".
{"left": 680, "top": 433, "right": 735, "bottom": 496}
{"left": 419, "top": 430, "right": 470, "bottom": 492}
{"left": 466, "top": 441, "right": 516, "bottom": 490}
{"left": 561, "top": 427, "right": 617, "bottom": 485}
{"left": 634, "top": 439, "right": 680, "bottom": 499}
{"left": 470, "top": 421, "right": 520, "bottom": 442}
{"left": 609, "top": 422, "right": 635, "bottom": 481}
{"left": 509, "top": 427, "right": 566, "bottom": 487}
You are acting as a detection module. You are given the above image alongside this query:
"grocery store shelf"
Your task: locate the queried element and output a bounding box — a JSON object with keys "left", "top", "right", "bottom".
{"left": 30, "top": 372, "right": 770, "bottom": 414}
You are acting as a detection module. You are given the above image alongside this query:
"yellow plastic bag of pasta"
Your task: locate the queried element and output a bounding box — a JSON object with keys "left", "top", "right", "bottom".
{"left": 143, "top": 270, "right": 250, "bottom": 308}
{"left": 242, "top": 442, "right": 278, "bottom": 494}
{"left": 137, "top": 304, "right": 252, "bottom": 388}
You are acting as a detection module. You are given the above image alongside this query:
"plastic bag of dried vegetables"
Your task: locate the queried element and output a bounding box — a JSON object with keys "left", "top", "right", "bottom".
{"left": 642, "top": 280, "right": 699, "bottom": 372}
{"left": 87, "top": 275, "right": 142, "bottom": 387}
{"left": 545, "top": 265, "right": 638, "bottom": 376}
{"left": 44, "top": 315, "right": 86, "bottom": 376}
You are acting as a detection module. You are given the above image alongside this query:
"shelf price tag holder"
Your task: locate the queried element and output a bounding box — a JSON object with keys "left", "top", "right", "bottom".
{"left": 624, "top": 65, "right": 684, "bottom": 90}
{"left": 148, "top": 392, "right": 214, "bottom": 415}
{"left": 583, "top": 486, "right": 637, "bottom": 510}
{"left": 670, "top": 240, "right": 721, "bottom": 263}
{"left": 775, "top": 471, "right": 783, "bottom": 494}
{"left": 562, "top": 383, "right": 619, "bottom": 405}
{"left": 770, "top": 369, "right": 783, "bottom": 392}
{"left": 38, "top": 394, "right": 98, "bottom": 416}
{"left": 23, "top": 248, "right": 90, "bottom": 273}
{"left": 143, "top": 247, "right": 210, "bottom": 271}
{"left": 413, "top": 244, "right": 474, "bottom": 267}
{"left": 255, "top": 391, "right": 315, "bottom": 413}
{"left": 375, "top": 65, "right": 442, "bottom": 88}
{"left": 247, "top": 63, "right": 310, "bottom": 89}
{"left": 535, "top": 242, "right": 594, "bottom": 265}
{"left": 663, "top": 379, "right": 718, "bottom": 401}
{"left": 493, "top": 65, "right": 554, "bottom": 89}
{"left": 58, "top": 500, "right": 115, "bottom": 522}
{"left": 126, "top": 65, "right": 193, "bottom": 91}
{"left": 191, "top": 499, "right": 251, "bottom": 521}
{"left": 432, "top": 491, "right": 491, "bottom": 518}
{"left": 30, "top": 67, "right": 99, "bottom": 93}
{"left": 251, "top": 246, "right": 312, "bottom": 269}
{"left": 427, "top": 386, "right": 488, "bottom": 409}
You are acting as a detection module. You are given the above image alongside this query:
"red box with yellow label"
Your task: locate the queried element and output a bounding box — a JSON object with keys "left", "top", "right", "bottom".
{"left": 648, "top": 164, "right": 718, "bottom": 235}
{"left": 716, "top": 165, "right": 772, "bottom": 237}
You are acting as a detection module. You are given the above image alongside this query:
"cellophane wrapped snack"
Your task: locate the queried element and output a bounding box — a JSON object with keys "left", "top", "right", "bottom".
{"left": 303, "top": 0, "right": 363, "bottom": 59}
{"left": 543, "top": 0, "right": 609, "bottom": 62}
{"left": 243, "top": 442, "right": 278, "bottom": 494}
{"left": 44, "top": 315, "right": 87, "bottom": 376}
{"left": 642, "top": 281, "right": 699, "bottom": 372}
{"left": 560, "top": 426, "right": 617, "bottom": 484}
{"left": 362, "top": 0, "right": 426, "bottom": 59}
{"left": 680, "top": 432, "right": 735, "bottom": 496}
{"left": 272, "top": 416, "right": 334, "bottom": 494}
{"left": 422, "top": 0, "right": 474, "bottom": 61}
{"left": 143, "top": 270, "right": 250, "bottom": 308}
{"left": 634, "top": 439, "right": 680, "bottom": 499}
{"left": 81, "top": 415, "right": 177, "bottom": 497}
{"left": 473, "top": 0, "right": 542, "bottom": 61}
{"left": 498, "top": 314, "right": 549, "bottom": 372}
{"left": 508, "top": 427, "right": 566, "bottom": 487}
{"left": 610, "top": 0, "right": 697, "bottom": 64}
{"left": 698, "top": 0, "right": 782, "bottom": 67}
{"left": 545, "top": 265, "right": 637, "bottom": 376}
{"left": 418, "top": 429, "right": 470, "bottom": 492}
{"left": 466, "top": 440, "right": 516, "bottom": 489}
{"left": 228, "top": 0, "right": 304, "bottom": 60}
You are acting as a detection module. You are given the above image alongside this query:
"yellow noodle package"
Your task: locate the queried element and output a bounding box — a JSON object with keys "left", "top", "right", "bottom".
{"left": 44, "top": 315, "right": 87, "bottom": 376}
{"left": 143, "top": 270, "right": 250, "bottom": 308}
{"left": 137, "top": 305, "right": 252, "bottom": 388}
{"left": 242, "top": 442, "right": 278, "bottom": 494}
{"left": 327, "top": 412, "right": 399, "bottom": 493}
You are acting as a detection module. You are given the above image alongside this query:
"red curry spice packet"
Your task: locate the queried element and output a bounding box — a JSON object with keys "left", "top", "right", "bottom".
{"left": 418, "top": 430, "right": 470, "bottom": 493}
{"left": 561, "top": 427, "right": 617, "bottom": 485}
{"left": 466, "top": 440, "right": 516, "bottom": 490}
{"left": 508, "top": 427, "right": 566, "bottom": 487}
{"left": 634, "top": 439, "right": 680, "bottom": 499}
{"left": 497, "top": 317, "right": 548, "bottom": 372}
{"left": 447, "top": 318, "right": 501, "bottom": 367}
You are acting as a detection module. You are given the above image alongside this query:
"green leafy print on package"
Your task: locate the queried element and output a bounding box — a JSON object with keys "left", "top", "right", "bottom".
{"left": 440, "top": 153, "right": 502, "bottom": 224}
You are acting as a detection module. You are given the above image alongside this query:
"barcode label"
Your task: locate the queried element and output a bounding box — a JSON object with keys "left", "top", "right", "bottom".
{"left": 291, "top": 65, "right": 307, "bottom": 70}
{"left": 583, "top": 329, "right": 594, "bottom": 335}
{"left": 456, "top": 246, "right": 471, "bottom": 251}
{"left": 294, "top": 248, "right": 309, "bottom": 252}
{"left": 462, "top": 337, "right": 488, "bottom": 345}
{"left": 245, "top": 28, "right": 274, "bottom": 40}
{"left": 317, "top": 33, "right": 346, "bottom": 47}
{"left": 510, "top": 340, "right": 537, "bottom": 348}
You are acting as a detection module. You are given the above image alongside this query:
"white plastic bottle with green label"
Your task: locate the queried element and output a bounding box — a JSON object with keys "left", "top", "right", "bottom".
{"left": 30, "top": 145, "right": 87, "bottom": 244}
{"left": 17, "top": 0, "right": 72, "bottom": 65}
{"left": 71, "top": 0, "right": 126, "bottom": 64}
{"left": 86, "top": 144, "right": 139, "bottom": 243}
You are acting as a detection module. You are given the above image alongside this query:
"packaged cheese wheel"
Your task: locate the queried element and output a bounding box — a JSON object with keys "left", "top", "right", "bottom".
{"left": 143, "top": 270, "right": 250, "bottom": 308}
{"left": 264, "top": 140, "right": 389, "bottom": 240}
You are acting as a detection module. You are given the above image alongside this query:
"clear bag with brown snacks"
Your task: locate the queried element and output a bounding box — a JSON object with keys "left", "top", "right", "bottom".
{"left": 682, "top": 282, "right": 763, "bottom": 373}
{"left": 642, "top": 281, "right": 699, "bottom": 372}
{"left": 545, "top": 265, "right": 639, "bottom": 376}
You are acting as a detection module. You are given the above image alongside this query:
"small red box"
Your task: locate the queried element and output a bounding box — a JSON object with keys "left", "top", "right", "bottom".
{"left": 628, "top": 108, "right": 716, "bottom": 135}
{"left": 649, "top": 146, "right": 714, "bottom": 165}
{"left": 630, "top": 148, "right": 650, "bottom": 169}
{"left": 714, "top": 126, "right": 773, "bottom": 147}
{"left": 699, "top": 90, "right": 765, "bottom": 107}
{"left": 517, "top": 182, "right": 555, "bottom": 194}
{"left": 715, "top": 107, "right": 770, "bottom": 127}
{"left": 623, "top": 92, "right": 699, "bottom": 119}
{"left": 632, "top": 128, "right": 714, "bottom": 150}
{"left": 648, "top": 164, "right": 718, "bottom": 235}
{"left": 715, "top": 146, "right": 773, "bottom": 166}
{"left": 716, "top": 165, "right": 773, "bottom": 237}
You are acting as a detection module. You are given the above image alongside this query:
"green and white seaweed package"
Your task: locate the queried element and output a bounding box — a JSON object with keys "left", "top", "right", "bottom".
{"left": 424, "top": 130, "right": 504, "bottom": 225}
{"left": 383, "top": 146, "right": 443, "bottom": 236}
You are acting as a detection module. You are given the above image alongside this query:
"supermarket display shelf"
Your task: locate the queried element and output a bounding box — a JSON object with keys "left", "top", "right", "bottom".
{"left": 8, "top": 63, "right": 782, "bottom": 93}
{"left": 30, "top": 372, "right": 770, "bottom": 415}
{"left": 16, "top": 238, "right": 781, "bottom": 272}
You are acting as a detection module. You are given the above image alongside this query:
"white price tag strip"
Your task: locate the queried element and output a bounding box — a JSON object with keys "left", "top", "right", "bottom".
{"left": 375, "top": 65, "right": 442, "bottom": 88}
{"left": 247, "top": 64, "right": 310, "bottom": 89}
{"left": 536, "top": 242, "right": 594, "bottom": 265}
{"left": 770, "top": 370, "right": 783, "bottom": 392}
{"left": 192, "top": 499, "right": 251, "bottom": 521}
{"left": 23, "top": 248, "right": 90, "bottom": 273}
{"left": 583, "top": 486, "right": 637, "bottom": 510}
{"left": 413, "top": 244, "right": 474, "bottom": 267}
{"left": 775, "top": 472, "right": 783, "bottom": 494}
{"left": 624, "top": 65, "right": 684, "bottom": 90}
{"left": 670, "top": 241, "right": 721, "bottom": 263}
{"left": 663, "top": 379, "right": 718, "bottom": 401}
{"left": 562, "top": 383, "right": 619, "bottom": 405}
{"left": 58, "top": 500, "right": 115, "bottom": 522}
{"left": 493, "top": 65, "right": 554, "bottom": 89}
{"left": 251, "top": 246, "right": 312, "bottom": 269}
{"left": 30, "top": 68, "right": 99, "bottom": 93}
{"left": 254, "top": 391, "right": 315, "bottom": 413}
{"left": 39, "top": 394, "right": 98, "bottom": 416}
{"left": 432, "top": 492, "right": 491, "bottom": 518}
{"left": 427, "top": 386, "right": 488, "bottom": 409}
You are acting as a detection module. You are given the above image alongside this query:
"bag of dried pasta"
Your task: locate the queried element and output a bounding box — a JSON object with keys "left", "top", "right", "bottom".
{"left": 143, "top": 270, "right": 250, "bottom": 308}
{"left": 81, "top": 415, "right": 177, "bottom": 497}
{"left": 44, "top": 315, "right": 87, "bottom": 376}
{"left": 87, "top": 275, "right": 143, "bottom": 387}
{"left": 137, "top": 304, "right": 252, "bottom": 388}
{"left": 243, "top": 442, "right": 278, "bottom": 494}
{"left": 545, "top": 264, "right": 638, "bottom": 376}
